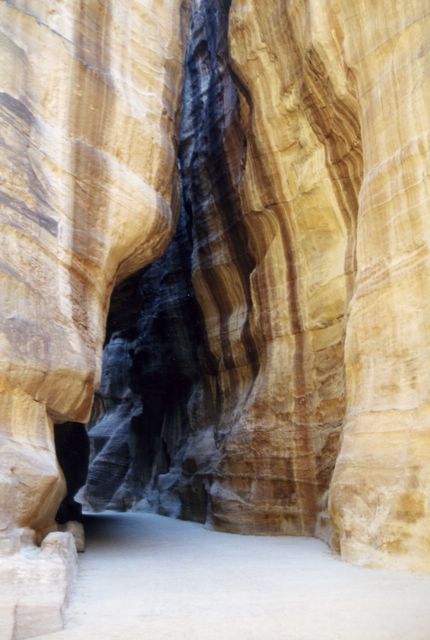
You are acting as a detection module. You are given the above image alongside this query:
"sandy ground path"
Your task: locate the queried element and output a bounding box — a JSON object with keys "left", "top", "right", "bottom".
{"left": 37, "top": 511, "right": 430, "bottom": 640}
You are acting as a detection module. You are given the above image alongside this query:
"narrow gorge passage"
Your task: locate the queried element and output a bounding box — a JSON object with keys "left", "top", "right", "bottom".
{"left": 43, "top": 512, "right": 430, "bottom": 640}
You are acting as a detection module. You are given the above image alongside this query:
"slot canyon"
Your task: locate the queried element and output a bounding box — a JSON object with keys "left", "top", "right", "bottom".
{"left": 2, "top": 0, "right": 430, "bottom": 638}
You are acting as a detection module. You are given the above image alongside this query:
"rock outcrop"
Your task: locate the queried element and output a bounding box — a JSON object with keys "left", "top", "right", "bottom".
{"left": 1, "top": 4, "right": 430, "bottom": 637}
{"left": 84, "top": 0, "right": 430, "bottom": 574}
{"left": 86, "top": 0, "right": 355, "bottom": 538}
{"left": 0, "top": 0, "right": 188, "bottom": 636}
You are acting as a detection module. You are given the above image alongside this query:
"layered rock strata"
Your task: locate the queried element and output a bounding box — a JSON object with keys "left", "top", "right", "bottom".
{"left": 0, "top": 4, "right": 428, "bottom": 624}
{"left": 85, "top": 0, "right": 430, "bottom": 574}
{"left": 0, "top": 0, "right": 188, "bottom": 636}
{"left": 86, "top": 0, "right": 358, "bottom": 538}
{"left": 324, "top": 0, "right": 430, "bottom": 572}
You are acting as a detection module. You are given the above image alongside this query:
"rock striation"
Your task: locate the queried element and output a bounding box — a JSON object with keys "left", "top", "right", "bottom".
{"left": 322, "top": 0, "right": 430, "bottom": 572}
{"left": 0, "top": 5, "right": 430, "bottom": 636}
{"left": 84, "top": 0, "right": 430, "bottom": 574}
{"left": 0, "top": 0, "right": 188, "bottom": 636}
{"left": 86, "top": 0, "right": 357, "bottom": 538}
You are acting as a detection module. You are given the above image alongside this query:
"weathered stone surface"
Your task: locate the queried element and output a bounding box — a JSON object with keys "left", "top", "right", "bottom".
{"left": 86, "top": 0, "right": 355, "bottom": 537}
{"left": 323, "top": 0, "right": 430, "bottom": 572}
{"left": 81, "top": 188, "right": 204, "bottom": 518}
{"left": 83, "top": 0, "right": 236, "bottom": 524}
{"left": 0, "top": 0, "right": 188, "bottom": 635}
{"left": 84, "top": 0, "right": 430, "bottom": 574}
{"left": 0, "top": 529, "right": 77, "bottom": 640}
{"left": 1, "top": 6, "right": 430, "bottom": 632}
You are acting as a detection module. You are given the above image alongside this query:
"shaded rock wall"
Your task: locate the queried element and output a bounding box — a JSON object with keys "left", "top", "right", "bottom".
{"left": 0, "top": 0, "right": 187, "bottom": 539}
{"left": 86, "top": 0, "right": 356, "bottom": 537}
{"left": 83, "top": 203, "right": 204, "bottom": 517}
{"left": 84, "top": 0, "right": 250, "bottom": 524}
{"left": 0, "top": 1, "right": 189, "bottom": 637}
{"left": 54, "top": 422, "right": 89, "bottom": 524}
{"left": 85, "top": 0, "right": 430, "bottom": 574}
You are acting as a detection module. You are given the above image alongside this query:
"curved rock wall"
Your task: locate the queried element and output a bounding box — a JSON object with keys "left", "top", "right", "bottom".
{"left": 1, "top": 0, "right": 429, "bottom": 608}
{"left": 0, "top": 1, "right": 189, "bottom": 636}
{"left": 209, "top": 0, "right": 362, "bottom": 536}
{"left": 85, "top": 0, "right": 430, "bottom": 574}
{"left": 326, "top": 0, "right": 430, "bottom": 572}
{"left": 228, "top": 0, "right": 430, "bottom": 568}
{"left": 87, "top": 0, "right": 359, "bottom": 537}
{"left": 0, "top": 0, "right": 187, "bottom": 537}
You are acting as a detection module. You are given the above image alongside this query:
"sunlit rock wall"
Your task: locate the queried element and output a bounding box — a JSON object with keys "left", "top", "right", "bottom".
{"left": 0, "top": 0, "right": 188, "bottom": 636}
{"left": 325, "top": 0, "right": 430, "bottom": 573}
{"left": 226, "top": 0, "right": 430, "bottom": 569}
{"left": 1, "top": 0, "right": 428, "bottom": 591}
{"left": 205, "top": 0, "right": 362, "bottom": 536}
{"left": 0, "top": 0, "right": 186, "bottom": 538}
{"left": 87, "top": 0, "right": 358, "bottom": 537}
{"left": 87, "top": 0, "right": 430, "bottom": 574}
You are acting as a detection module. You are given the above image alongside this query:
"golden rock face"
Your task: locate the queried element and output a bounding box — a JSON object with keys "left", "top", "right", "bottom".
{"left": 1, "top": 0, "right": 430, "bottom": 579}
{"left": 0, "top": 0, "right": 187, "bottom": 534}
{"left": 226, "top": 0, "right": 430, "bottom": 570}
{"left": 204, "top": 0, "right": 363, "bottom": 537}
{"left": 326, "top": 0, "right": 430, "bottom": 572}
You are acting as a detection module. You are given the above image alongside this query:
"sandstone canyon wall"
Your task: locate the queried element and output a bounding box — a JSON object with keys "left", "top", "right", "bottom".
{"left": 82, "top": 0, "right": 430, "bottom": 574}
{"left": 0, "top": 1, "right": 188, "bottom": 637}
{"left": 1, "top": 3, "right": 430, "bottom": 637}
{"left": 85, "top": 0, "right": 355, "bottom": 539}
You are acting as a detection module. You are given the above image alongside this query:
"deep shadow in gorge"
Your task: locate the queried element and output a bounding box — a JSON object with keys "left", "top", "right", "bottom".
{"left": 82, "top": 195, "right": 207, "bottom": 519}
{"left": 76, "top": 0, "right": 257, "bottom": 525}
{"left": 65, "top": 0, "right": 357, "bottom": 538}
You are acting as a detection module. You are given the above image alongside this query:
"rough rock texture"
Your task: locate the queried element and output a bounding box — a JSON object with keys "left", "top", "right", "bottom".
{"left": 0, "top": 529, "right": 77, "bottom": 640}
{"left": 84, "top": 0, "right": 430, "bottom": 573}
{"left": 86, "top": 0, "right": 354, "bottom": 538}
{"left": 82, "top": 203, "right": 205, "bottom": 518}
{"left": 0, "top": 0, "right": 188, "bottom": 636}
{"left": 320, "top": 0, "right": 430, "bottom": 572}
{"left": 83, "top": 0, "right": 241, "bottom": 524}
{"left": 0, "top": 4, "right": 429, "bottom": 626}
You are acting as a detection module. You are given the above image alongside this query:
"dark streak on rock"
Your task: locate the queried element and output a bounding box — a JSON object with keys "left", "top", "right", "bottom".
{"left": 0, "top": 92, "right": 34, "bottom": 126}
{"left": 0, "top": 191, "right": 58, "bottom": 236}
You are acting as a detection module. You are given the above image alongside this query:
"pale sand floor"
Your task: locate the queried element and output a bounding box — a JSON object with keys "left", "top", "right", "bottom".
{"left": 37, "top": 511, "right": 430, "bottom": 640}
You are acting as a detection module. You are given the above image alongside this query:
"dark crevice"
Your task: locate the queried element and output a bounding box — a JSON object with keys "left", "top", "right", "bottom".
{"left": 78, "top": 0, "right": 257, "bottom": 525}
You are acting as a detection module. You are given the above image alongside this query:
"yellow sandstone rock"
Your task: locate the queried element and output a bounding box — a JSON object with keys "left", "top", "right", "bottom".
{"left": 228, "top": 0, "right": 430, "bottom": 571}
{"left": 0, "top": 0, "right": 429, "bottom": 607}
{"left": 0, "top": 1, "right": 188, "bottom": 635}
{"left": 209, "top": 0, "right": 362, "bottom": 537}
{"left": 0, "top": 0, "right": 186, "bottom": 535}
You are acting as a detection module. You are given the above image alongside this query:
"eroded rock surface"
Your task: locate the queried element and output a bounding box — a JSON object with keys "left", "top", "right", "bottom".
{"left": 1, "top": 7, "right": 430, "bottom": 638}
{"left": 86, "top": 0, "right": 355, "bottom": 537}
{"left": 84, "top": 0, "right": 430, "bottom": 574}
{"left": 0, "top": 0, "right": 188, "bottom": 636}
